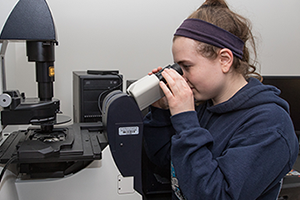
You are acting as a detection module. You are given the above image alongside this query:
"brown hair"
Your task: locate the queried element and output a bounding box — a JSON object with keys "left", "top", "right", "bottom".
{"left": 179, "top": 0, "right": 261, "bottom": 81}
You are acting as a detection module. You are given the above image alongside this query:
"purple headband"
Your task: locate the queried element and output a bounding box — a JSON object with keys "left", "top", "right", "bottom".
{"left": 174, "top": 18, "right": 244, "bottom": 59}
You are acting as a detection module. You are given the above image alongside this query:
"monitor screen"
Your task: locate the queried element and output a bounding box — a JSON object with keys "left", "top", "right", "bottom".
{"left": 263, "top": 76, "right": 300, "bottom": 135}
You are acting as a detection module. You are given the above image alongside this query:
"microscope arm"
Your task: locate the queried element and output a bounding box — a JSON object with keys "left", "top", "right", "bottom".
{"left": 102, "top": 90, "right": 144, "bottom": 196}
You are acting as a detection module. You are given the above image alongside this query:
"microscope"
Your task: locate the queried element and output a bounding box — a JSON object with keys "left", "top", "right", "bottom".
{"left": 0, "top": 0, "right": 106, "bottom": 178}
{"left": 0, "top": 0, "right": 144, "bottom": 199}
{"left": 0, "top": 0, "right": 182, "bottom": 199}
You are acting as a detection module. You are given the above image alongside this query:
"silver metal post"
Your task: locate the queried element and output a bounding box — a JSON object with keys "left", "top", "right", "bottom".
{"left": 0, "top": 40, "right": 8, "bottom": 91}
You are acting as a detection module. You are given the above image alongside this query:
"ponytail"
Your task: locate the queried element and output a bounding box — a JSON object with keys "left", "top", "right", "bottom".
{"left": 201, "top": 0, "right": 228, "bottom": 8}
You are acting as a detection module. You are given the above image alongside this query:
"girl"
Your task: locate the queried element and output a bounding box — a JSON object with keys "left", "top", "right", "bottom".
{"left": 143, "top": 0, "right": 299, "bottom": 199}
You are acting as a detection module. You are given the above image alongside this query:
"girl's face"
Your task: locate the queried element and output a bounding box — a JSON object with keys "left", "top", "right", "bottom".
{"left": 172, "top": 37, "right": 228, "bottom": 104}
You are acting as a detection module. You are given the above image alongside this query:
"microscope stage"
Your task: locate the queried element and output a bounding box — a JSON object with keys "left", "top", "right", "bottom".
{"left": 0, "top": 123, "right": 107, "bottom": 178}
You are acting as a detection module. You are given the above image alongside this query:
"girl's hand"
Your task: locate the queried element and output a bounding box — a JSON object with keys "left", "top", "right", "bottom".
{"left": 148, "top": 67, "right": 169, "bottom": 109}
{"left": 160, "top": 68, "right": 194, "bottom": 116}
{"left": 148, "top": 66, "right": 162, "bottom": 75}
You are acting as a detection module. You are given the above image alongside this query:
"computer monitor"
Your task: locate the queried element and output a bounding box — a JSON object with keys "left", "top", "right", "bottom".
{"left": 263, "top": 76, "right": 300, "bottom": 136}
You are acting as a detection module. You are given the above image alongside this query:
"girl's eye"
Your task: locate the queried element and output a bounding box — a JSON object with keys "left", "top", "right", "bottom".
{"left": 181, "top": 64, "right": 191, "bottom": 71}
{"left": 177, "top": 62, "right": 192, "bottom": 71}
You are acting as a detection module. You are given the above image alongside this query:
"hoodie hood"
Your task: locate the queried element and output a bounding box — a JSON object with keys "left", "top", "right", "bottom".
{"left": 207, "top": 78, "right": 289, "bottom": 114}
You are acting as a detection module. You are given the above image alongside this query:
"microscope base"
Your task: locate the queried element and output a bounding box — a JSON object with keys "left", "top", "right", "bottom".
{"left": 0, "top": 147, "right": 142, "bottom": 200}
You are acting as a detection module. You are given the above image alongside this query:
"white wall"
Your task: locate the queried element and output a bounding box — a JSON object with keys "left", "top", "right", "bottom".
{"left": 1, "top": 0, "right": 300, "bottom": 119}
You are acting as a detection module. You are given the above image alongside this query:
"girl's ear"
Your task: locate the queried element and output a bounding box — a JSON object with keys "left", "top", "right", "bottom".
{"left": 219, "top": 48, "right": 234, "bottom": 73}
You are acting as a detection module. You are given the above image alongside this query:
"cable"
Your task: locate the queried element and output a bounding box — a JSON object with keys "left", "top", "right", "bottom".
{"left": 0, "top": 155, "right": 18, "bottom": 183}
{"left": 97, "top": 73, "right": 123, "bottom": 116}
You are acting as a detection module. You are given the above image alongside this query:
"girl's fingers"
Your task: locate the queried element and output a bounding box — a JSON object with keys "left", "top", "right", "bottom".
{"left": 148, "top": 66, "right": 163, "bottom": 75}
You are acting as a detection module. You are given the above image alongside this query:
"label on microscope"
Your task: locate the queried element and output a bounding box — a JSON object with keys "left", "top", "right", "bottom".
{"left": 118, "top": 126, "right": 139, "bottom": 136}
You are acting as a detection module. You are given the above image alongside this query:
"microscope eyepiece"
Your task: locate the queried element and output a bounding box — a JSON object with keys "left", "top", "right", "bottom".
{"left": 155, "top": 63, "right": 183, "bottom": 83}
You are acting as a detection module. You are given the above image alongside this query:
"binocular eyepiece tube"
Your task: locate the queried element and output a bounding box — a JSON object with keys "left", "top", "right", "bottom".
{"left": 127, "top": 63, "right": 183, "bottom": 110}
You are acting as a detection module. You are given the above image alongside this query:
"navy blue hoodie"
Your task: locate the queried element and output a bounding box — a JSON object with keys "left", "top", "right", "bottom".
{"left": 143, "top": 78, "right": 299, "bottom": 200}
